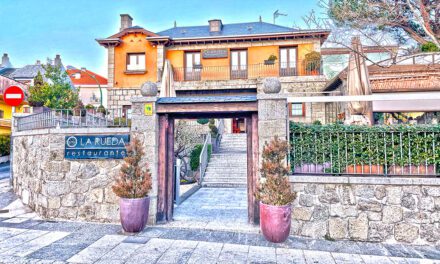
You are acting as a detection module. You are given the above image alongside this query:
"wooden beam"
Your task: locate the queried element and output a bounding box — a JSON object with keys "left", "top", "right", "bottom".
{"left": 157, "top": 115, "right": 168, "bottom": 223}
{"left": 166, "top": 117, "right": 175, "bottom": 221}
{"left": 156, "top": 102, "right": 257, "bottom": 114}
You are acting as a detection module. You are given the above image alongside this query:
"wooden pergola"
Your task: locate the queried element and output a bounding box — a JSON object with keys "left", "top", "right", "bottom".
{"left": 155, "top": 96, "right": 260, "bottom": 224}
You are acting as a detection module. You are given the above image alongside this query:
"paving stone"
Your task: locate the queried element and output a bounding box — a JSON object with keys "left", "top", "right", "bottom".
{"left": 360, "top": 254, "right": 394, "bottom": 264}
{"left": 303, "top": 250, "right": 336, "bottom": 263}
{"left": 0, "top": 227, "right": 28, "bottom": 240}
{"left": 138, "top": 226, "right": 167, "bottom": 238}
{"left": 125, "top": 238, "right": 173, "bottom": 264}
{"left": 4, "top": 231, "right": 69, "bottom": 257}
{"left": 218, "top": 243, "right": 249, "bottom": 264}
{"left": 412, "top": 245, "right": 440, "bottom": 259}
{"left": 98, "top": 242, "right": 141, "bottom": 260}
{"left": 122, "top": 235, "right": 150, "bottom": 244}
{"left": 187, "top": 241, "right": 223, "bottom": 264}
{"left": 248, "top": 246, "right": 277, "bottom": 263}
{"left": 383, "top": 243, "right": 424, "bottom": 259}
{"left": 32, "top": 221, "right": 85, "bottom": 232}
{"left": 67, "top": 245, "right": 114, "bottom": 263}
{"left": 88, "top": 235, "right": 126, "bottom": 248}
{"left": 156, "top": 240, "right": 197, "bottom": 264}
{"left": 331, "top": 252, "right": 364, "bottom": 264}
{"left": 275, "top": 248, "right": 306, "bottom": 264}
{"left": 355, "top": 241, "right": 391, "bottom": 256}
{"left": 26, "top": 242, "right": 89, "bottom": 261}
{"left": 0, "top": 229, "right": 49, "bottom": 253}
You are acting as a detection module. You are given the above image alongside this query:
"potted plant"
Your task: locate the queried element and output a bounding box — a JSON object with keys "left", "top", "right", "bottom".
{"left": 112, "top": 137, "right": 152, "bottom": 233}
{"left": 264, "top": 54, "right": 278, "bottom": 65}
{"left": 303, "top": 51, "right": 321, "bottom": 75}
{"left": 208, "top": 119, "right": 219, "bottom": 152}
{"left": 256, "top": 137, "right": 296, "bottom": 243}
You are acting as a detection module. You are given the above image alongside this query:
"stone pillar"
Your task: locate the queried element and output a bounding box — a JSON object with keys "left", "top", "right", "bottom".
{"left": 156, "top": 44, "right": 165, "bottom": 81}
{"left": 107, "top": 46, "right": 115, "bottom": 88}
{"left": 257, "top": 94, "right": 289, "bottom": 168}
{"left": 130, "top": 96, "right": 159, "bottom": 224}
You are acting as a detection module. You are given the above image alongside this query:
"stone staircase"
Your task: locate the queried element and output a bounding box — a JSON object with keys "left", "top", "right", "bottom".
{"left": 202, "top": 133, "right": 247, "bottom": 188}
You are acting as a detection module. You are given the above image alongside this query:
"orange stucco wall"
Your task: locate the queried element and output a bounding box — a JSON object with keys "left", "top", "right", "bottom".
{"left": 298, "top": 43, "right": 315, "bottom": 75}
{"left": 114, "top": 33, "right": 157, "bottom": 88}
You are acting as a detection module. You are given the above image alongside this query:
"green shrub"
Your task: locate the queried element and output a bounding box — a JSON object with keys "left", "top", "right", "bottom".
{"left": 190, "top": 144, "right": 212, "bottom": 171}
{"left": 0, "top": 135, "right": 10, "bottom": 156}
{"left": 421, "top": 42, "right": 440, "bottom": 52}
{"left": 290, "top": 122, "right": 440, "bottom": 174}
{"left": 113, "top": 118, "right": 131, "bottom": 127}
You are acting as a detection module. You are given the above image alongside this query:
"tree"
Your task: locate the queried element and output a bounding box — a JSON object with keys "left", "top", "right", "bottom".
{"left": 112, "top": 137, "right": 152, "bottom": 198}
{"left": 28, "top": 63, "right": 79, "bottom": 109}
{"left": 256, "top": 137, "right": 296, "bottom": 206}
{"left": 328, "top": 0, "right": 440, "bottom": 49}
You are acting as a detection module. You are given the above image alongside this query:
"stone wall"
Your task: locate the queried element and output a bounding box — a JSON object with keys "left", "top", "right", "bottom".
{"left": 11, "top": 127, "right": 140, "bottom": 223}
{"left": 107, "top": 88, "right": 141, "bottom": 110}
{"left": 290, "top": 176, "right": 440, "bottom": 246}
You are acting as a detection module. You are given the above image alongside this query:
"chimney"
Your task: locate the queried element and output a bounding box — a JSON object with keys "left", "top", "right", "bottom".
{"left": 1, "top": 53, "right": 11, "bottom": 68}
{"left": 208, "top": 19, "right": 223, "bottom": 33}
{"left": 81, "top": 67, "right": 86, "bottom": 72}
{"left": 54, "top": 54, "right": 62, "bottom": 67}
{"left": 120, "top": 14, "right": 133, "bottom": 31}
{"left": 36, "top": 60, "right": 41, "bottom": 65}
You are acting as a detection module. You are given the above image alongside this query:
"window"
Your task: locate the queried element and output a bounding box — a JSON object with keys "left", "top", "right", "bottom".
{"left": 280, "top": 47, "right": 297, "bottom": 76}
{"left": 185, "top": 52, "right": 201, "bottom": 81}
{"left": 230, "top": 50, "right": 247, "bottom": 79}
{"left": 122, "top": 105, "right": 132, "bottom": 119}
{"left": 290, "top": 103, "right": 305, "bottom": 117}
{"left": 126, "top": 53, "right": 146, "bottom": 71}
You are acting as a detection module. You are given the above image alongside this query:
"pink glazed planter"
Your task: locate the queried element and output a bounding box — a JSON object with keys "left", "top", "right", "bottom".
{"left": 260, "top": 202, "right": 291, "bottom": 243}
{"left": 119, "top": 196, "right": 150, "bottom": 233}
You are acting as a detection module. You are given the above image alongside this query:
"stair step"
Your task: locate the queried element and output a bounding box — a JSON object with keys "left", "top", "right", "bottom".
{"left": 202, "top": 182, "right": 247, "bottom": 188}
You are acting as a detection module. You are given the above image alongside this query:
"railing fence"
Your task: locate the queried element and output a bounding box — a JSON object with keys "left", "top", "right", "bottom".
{"left": 199, "top": 133, "right": 212, "bottom": 185}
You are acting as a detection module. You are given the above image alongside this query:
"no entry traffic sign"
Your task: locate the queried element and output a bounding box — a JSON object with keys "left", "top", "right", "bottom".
{"left": 3, "top": 86, "right": 24, "bottom": 106}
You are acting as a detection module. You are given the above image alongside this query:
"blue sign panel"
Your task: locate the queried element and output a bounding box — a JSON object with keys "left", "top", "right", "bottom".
{"left": 65, "top": 135, "right": 130, "bottom": 159}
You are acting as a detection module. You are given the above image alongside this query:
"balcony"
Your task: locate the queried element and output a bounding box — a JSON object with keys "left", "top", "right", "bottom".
{"left": 172, "top": 61, "right": 322, "bottom": 82}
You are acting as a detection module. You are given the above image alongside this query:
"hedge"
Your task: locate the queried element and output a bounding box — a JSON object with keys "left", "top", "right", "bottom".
{"left": 0, "top": 135, "right": 10, "bottom": 156}
{"left": 190, "top": 144, "right": 212, "bottom": 171}
{"left": 290, "top": 122, "right": 440, "bottom": 174}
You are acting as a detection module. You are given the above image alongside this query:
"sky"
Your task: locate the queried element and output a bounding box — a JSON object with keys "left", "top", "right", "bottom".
{"left": 0, "top": 0, "right": 321, "bottom": 77}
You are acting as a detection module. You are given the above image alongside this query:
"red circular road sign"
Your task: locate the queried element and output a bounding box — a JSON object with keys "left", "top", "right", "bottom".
{"left": 3, "top": 86, "right": 24, "bottom": 106}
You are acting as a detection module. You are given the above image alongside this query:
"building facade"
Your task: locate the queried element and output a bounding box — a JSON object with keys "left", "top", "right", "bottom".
{"left": 67, "top": 66, "right": 108, "bottom": 108}
{"left": 97, "top": 14, "right": 331, "bottom": 128}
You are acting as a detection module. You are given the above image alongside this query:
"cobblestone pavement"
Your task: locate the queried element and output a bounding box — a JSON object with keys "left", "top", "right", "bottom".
{"left": 1, "top": 179, "right": 440, "bottom": 263}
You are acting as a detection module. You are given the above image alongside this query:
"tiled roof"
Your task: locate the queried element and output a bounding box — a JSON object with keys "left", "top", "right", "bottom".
{"left": 109, "top": 26, "right": 158, "bottom": 38}
{"left": 9, "top": 64, "right": 45, "bottom": 79}
{"left": 157, "top": 22, "right": 296, "bottom": 38}
{"left": 67, "top": 67, "right": 107, "bottom": 86}
{"left": 157, "top": 95, "right": 257, "bottom": 104}
{"left": 0, "top": 67, "right": 16, "bottom": 78}
{"left": 0, "top": 75, "right": 28, "bottom": 95}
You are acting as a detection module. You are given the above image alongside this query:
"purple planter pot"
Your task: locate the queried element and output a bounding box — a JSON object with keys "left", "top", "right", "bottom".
{"left": 260, "top": 202, "right": 291, "bottom": 243}
{"left": 294, "top": 163, "right": 331, "bottom": 174}
{"left": 119, "top": 196, "right": 150, "bottom": 233}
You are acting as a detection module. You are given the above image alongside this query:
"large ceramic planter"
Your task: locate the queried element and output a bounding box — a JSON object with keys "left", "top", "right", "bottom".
{"left": 388, "top": 165, "right": 435, "bottom": 176}
{"left": 345, "top": 165, "right": 384, "bottom": 175}
{"left": 119, "top": 196, "right": 150, "bottom": 233}
{"left": 294, "top": 163, "right": 331, "bottom": 174}
{"left": 260, "top": 202, "right": 291, "bottom": 243}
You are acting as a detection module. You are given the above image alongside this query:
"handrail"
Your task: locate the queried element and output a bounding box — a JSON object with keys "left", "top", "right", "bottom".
{"left": 199, "top": 132, "right": 211, "bottom": 185}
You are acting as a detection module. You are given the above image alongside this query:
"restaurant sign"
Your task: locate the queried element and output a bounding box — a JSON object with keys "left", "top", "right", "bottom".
{"left": 202, "top": 49, "right": 228, "bottom": 59}
{"left": 65, "top": 135, "right": 130, "bottom": 159}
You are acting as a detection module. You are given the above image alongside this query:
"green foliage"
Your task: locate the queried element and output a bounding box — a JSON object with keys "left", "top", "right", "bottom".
{"left": 197, "top": 118, "right": 209, "bottom": 125}
{"left": 267, "top": 54, "right": 278, "bottom": 61}
{"left": 85, "top": 104, "right": 95, "bottom": 110}
{"left": 28, "top": 64, "right": 79, "bottom": 109}
{"left": 0, "top": 135, "right": 10, "bottom": 156}
{"left": 189, "top": 144, "right": 212, "bottom": 171}
{"left": 290, "top": 122, "right": 440, "bottom": 174}
{"left": 421, "top": 42, "right": 440, "bottom": 52}
{"left": 73, "top": 100, "right": 85, "bottom": 116}
{"left": 112, "top": 138, "right": 152, "bottom": 198}
{"left": 208, "top": 119, "right": 218, "bottom": 138}
{"left": 113, "top": 118, "right": 131, "bottom": 127}
{"left": 303, "top": 51, "right": 321, "bottom": 72}
{"left": 97, "top": 105, "right": 107, "bottom": 115}
{"left": 256, "top": 137, "right": 296, "bottom": 206}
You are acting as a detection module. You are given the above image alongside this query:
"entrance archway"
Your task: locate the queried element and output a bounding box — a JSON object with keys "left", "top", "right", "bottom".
{"left": 155, "top": 96, "right": 259, "bottom": 225}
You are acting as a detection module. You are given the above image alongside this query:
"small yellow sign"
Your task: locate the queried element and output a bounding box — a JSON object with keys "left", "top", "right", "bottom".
{"left": 144, "top": 103, "right": 153, "bottom": 116}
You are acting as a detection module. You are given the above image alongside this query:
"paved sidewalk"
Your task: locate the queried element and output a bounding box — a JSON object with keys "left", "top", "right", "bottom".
{"left": 1, "top": 179, "right": 440, "bottom": 263}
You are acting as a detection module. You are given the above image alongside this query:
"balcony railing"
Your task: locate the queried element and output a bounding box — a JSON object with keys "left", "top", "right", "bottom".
{"left": 172, "top": 61, "right": 322, "bottom": 82}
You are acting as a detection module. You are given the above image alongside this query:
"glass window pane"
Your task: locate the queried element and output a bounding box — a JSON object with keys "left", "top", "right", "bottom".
{"left": 280, "top": 49, "right": 287, "bottom": 68}
{"left": 194, "top": 53, "right": 201, "bottom": 64}
{"left": 240, "top": 51, "right": 247, "bottom": 68}
{"left": 291, "top": 103, "right": 303, "bottom": 116}
{"left": 289, "top": 49, "right": 296, "bottom": 68}
{"left": 186, "top": 54, "right": 193, "bottom": 67}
